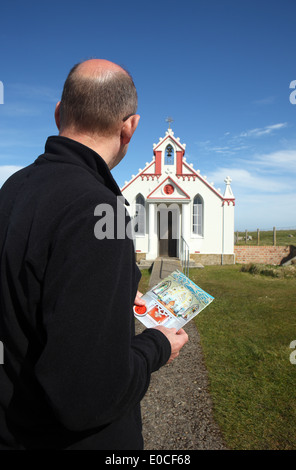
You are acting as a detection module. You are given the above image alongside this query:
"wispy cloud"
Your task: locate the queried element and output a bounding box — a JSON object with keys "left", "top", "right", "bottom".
{"left": 207, "top": 146, "right": 232, "bottom": 154}
{"left": 240, "top": 123, "right": 287, "bottom": 138}
{"left": 0, "top": 128, "right": 43, "bottom": 148}
{"left": 9, "top": 83, "right": 59, "bottom": 103}
{"left": 252, "top": 96, "right": 275, "bottom": 106}
{"left": 207, "top": 166, "right": 290, "bottom": 193}
{"left": 0, "top": 104, "right": 42, "bottom": 117}
{"left": 205, "top": 157, "right": 296, "bottom": 230}
{"left": 0, "top": 83, "right": 59, "bottom": 117}
{"left": 195, "top": 123, "right": 289, "bottom": 162}
{"left": 234, "top": 192, "right": 296, "bottom": 231}
{"left": 254, "top": 149, "right": 296, "bottom": 173}
{"left": 195, "top": 139, "right": 249, "bottom": 156}
{"left": 206, "top": 147, "right": 296, "bottom": 192}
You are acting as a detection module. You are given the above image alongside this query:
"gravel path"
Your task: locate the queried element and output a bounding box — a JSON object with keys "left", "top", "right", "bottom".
{"left": 136, "top": 320, "right": 227, "bottom": 450}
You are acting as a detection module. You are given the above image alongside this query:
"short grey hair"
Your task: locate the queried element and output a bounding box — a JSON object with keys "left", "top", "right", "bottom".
{"left": 59, "top": 63, "right": 138, "bottom": 134}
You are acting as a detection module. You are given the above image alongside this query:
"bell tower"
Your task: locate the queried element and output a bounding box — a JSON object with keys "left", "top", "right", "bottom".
{"left": 153, "top": 120, "right": 186, "bottom": 177}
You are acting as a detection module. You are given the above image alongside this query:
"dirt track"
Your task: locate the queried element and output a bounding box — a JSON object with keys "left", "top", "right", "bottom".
{"left": 136, "top": 320, "right": 227, "bottom": 450}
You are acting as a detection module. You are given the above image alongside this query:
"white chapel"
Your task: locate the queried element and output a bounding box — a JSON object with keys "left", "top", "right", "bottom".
{"left": 121, "top": 126, "right": 235, "bottom": 265}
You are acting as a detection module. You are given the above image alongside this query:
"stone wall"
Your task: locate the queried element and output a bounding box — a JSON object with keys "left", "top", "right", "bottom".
{"left": 136, "top": 252, "right": 235, "bottom": 265}
{"left": 136, "top": 246, "right": 295, "bottom": 266}
{"left": 190, "top": 253, "right": 235, "bottom": 265}
{"left": 234, "top": 245, "right": 290, "bottom": 265}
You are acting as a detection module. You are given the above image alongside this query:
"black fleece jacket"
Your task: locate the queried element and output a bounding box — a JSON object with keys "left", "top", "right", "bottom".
{"left": 0, "top": 136, "right": 170, "bottom": 450}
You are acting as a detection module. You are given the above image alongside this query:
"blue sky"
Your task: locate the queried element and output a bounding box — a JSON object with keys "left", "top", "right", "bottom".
{"left": 0, "top": 0, "right": 295, "bottom": 230}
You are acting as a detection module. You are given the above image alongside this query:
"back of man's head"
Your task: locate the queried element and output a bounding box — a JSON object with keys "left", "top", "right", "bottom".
{"left": 59, "top": 59, "right": 138, "bottom": 136}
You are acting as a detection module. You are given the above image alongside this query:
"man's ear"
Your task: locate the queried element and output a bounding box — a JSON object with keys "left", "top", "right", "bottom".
{"left": 54, "top": 101, "right": 61, "bottom": 130}
{"left": 121, "top": 114, "right": 140, "bottom": 145}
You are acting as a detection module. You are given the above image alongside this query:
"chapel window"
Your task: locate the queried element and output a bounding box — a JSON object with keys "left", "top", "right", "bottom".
{"left": 134, "top": 194, "right": 145, "bottom": 236}
{"left": 192, "top": 194, "right": 203, "bottom": 236}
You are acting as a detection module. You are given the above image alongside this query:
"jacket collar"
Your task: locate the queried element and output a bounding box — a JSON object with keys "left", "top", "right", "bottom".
{"left": 37, "top": 135, "right": 127, "bottom": 202}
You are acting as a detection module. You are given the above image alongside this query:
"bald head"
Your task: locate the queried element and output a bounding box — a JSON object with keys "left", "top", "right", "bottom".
{"left": 58, "top": 59, "right": 138, "bottom": 136}
{"left": 76, "top": 59, "right": 127, "bottom": 77}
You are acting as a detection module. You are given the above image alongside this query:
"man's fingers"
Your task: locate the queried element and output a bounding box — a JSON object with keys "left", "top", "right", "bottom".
{"left": 153, "top": 325, "right": 189, "bottom": 364}
{"left": 176, "top": 328, "right": 189, "bottom": 345}
{"left": 177, "top": 328, "right": 186, "bottom": 335}
{"left": 134, "top": 291, "right": 146, "bottom": 306}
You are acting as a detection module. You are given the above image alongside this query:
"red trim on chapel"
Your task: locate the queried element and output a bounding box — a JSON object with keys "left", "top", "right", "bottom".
{"left": 121, "top": 161, "right": 155, "bottom": 191}
{"left": 153, "top": 134, "right": 186, "bottom": 152}
{"left": 147, "top": 176, "right": 190, "bottom": 200}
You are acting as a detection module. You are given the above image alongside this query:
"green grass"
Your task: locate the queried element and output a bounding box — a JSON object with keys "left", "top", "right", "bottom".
{"left": 235, "top": 229, "right": 296, "bottom": 246}
{"left": 138, "top": 265, "right": 296, "bottom": 450}
{"left": 241, "top": 263, "right": 296, "bottom": 278}
{"left": 138, "top": 268, "right": 151, "bottom": 293}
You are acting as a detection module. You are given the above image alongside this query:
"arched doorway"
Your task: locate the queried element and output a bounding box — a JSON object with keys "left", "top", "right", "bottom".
{"left": 157, "top": 205, "right": 179, "bottom": 257}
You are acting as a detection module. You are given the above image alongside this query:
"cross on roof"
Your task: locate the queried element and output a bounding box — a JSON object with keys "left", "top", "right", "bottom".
{"left": 224, "top": 176, "right": 232, "bottom": 185}
{"left": 166, "top": 117, "right": 174, "bottom": 129}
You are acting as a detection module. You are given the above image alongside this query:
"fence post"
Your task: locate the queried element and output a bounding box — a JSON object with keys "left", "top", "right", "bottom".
{"left": 273, "top": 226, "right": 276, "bottom": 246}
{"left": 257, "top": 228, "right": 260, "bottom": 246}
{"left": 245, "top": 229, "right": 248, "bottom": 244}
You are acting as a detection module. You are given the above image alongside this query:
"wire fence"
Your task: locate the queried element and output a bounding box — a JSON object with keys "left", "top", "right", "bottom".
{"left": 234, "top": 227, "right": 296, "bottom": 246}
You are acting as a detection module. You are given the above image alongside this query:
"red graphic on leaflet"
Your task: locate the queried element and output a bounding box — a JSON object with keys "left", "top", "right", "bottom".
{"left": 147, "top": 305, "right": 168, "bottom": 324}
{"left": 134, "top": 305, "right": 147, "bottom": 316}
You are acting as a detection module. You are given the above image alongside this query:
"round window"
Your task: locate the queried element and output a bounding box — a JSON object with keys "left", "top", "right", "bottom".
{"left": 163, "top": 184, "right": 174, "bottom": 195}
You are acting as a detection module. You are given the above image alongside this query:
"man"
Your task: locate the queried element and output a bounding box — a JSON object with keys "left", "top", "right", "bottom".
{"left": 0, "top": 59, "right": 188, "bottom": 450}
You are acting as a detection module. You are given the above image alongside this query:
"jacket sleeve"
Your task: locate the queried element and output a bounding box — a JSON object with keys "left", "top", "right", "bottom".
{"left": 34, "top": 193, "right": 171, "bottom": 431}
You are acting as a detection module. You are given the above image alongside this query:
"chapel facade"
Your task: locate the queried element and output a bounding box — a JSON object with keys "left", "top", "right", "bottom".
{"left": 121, "top": 127, "right": 235, "bottom": 265}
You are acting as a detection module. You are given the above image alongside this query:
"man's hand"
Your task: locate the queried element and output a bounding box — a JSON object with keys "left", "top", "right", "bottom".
{"left": 154, "top": 326, "right": 188, "bottom": 364}
{"left": 134, "top": 290, "right": 146, "bottom": 306}
{"left": 134, "top": 292, "right": 188, "bottom": 363}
